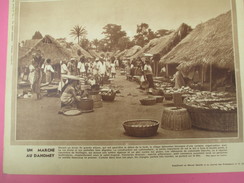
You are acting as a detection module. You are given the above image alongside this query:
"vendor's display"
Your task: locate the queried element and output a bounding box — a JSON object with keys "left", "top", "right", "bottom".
{"left": 161, "top": 107, "right": 192, "bottom": 131}
{"left": 183, "top": 91, "right": 237, "bottom": 132}
{"left": 100, "top": 89, "right": 116, "bottom": 102}
{"left": 140, "top": 98, "right": 157, "bottom": 105}
{"left": 123, "top": 120, "right": 159, "bottom": 137}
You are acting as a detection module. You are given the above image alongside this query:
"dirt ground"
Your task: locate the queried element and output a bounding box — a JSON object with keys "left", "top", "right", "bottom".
{"left": 16, "top": 72, "right": 237, "bottom": 141}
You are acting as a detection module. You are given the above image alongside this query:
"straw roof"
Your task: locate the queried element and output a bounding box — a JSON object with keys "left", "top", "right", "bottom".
{"left": 147, "top": 23, "right": 192, "bottom": 56}
{"left": 160, "top": 11, "right": 234, "bottom": 71}
{"left": 66, "top": 43, "right": 92, "bottom": 59}
{"left": 18, "top": 39, "right": 41, "bottom": 58}
{"left": 123, "top": 45, "right": 142, "bottom": 58}
{"left": 129, "top": 23, "right": 191, "bottom": 60}
{"left": 88, "top": 49, "right": 101, "bottom": 58}
{"left": 19, "top": 35, "right": 71, "bottom": 66}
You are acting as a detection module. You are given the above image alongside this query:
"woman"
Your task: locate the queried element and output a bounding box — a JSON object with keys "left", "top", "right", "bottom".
{"left": 60, "top": 78, "right": 81, "bottom": 112}
{"left": 110, "top": 60, "right": 116, "bottom": 78}
{"left": 77, "top": 57, "right": 86, "bottom": 77}
{"left": 28, "top": 60, "right": 35, "bottom": 90}
{"left": 172, "top": 70, "right": 185, "bottom": 89}
{"left": 44, "top": 59, "right": 55, "bottom": 83}
{"left": 144, "top": 59, "right": 154, "bottom": 93}
{"left": 32, "top": 60, "right": 43, "bottom": 100}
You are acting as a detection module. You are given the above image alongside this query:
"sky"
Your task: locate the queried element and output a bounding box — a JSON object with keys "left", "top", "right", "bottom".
{"left": 18, "top": 0, "right": 231, "bottom": 42}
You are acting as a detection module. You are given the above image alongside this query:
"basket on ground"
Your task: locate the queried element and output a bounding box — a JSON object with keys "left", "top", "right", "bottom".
{"left": 101, "top": 92, "right": 116, "bottom": 101}
{"left": 123, "top": 120, "right": 159, "bottom": 137}
{"left": 185, "top": 105, "right": 237, "bottom": 132}
{"left": 140, "top": 98, "right": 156, "bottom": 105}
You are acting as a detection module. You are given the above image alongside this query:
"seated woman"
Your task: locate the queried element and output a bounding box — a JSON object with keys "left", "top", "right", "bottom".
{"left": 59, "top": 78, "right": 81, "bottom": 113}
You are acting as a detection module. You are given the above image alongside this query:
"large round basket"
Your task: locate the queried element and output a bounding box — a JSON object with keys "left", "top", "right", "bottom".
{"left": 161, "top": 107, "right": 191, "bottom": 130}
{"left": 123, "top": 120, "right": 159, "bottom": 137}
{"left": 101, "top": 93, "right": 116, "bottom": 102}
{"left": 185, "top": 105, "right": 237, "bottom": 132}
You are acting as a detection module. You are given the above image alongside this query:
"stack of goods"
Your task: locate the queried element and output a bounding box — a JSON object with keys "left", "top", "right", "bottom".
{"left": 183, "top": 91, "right": 237, "bottom": 132}
{"left": 163, "top": 86, "right": 195, "bottom": 100}
{"left": 100, "top": 89, "right": 116, "bottom": 102}
{"left": 183, "top": 91, "right": 236, "bottom": 111}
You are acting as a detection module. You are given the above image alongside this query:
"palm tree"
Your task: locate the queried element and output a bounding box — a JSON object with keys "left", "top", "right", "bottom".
{"left": 70, "top": 25, "right": 87, "bottom": 44}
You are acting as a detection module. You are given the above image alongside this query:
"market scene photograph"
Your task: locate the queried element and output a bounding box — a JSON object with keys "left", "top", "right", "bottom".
{"left": 15, "top": 0, "right": 239, "bottom": 140}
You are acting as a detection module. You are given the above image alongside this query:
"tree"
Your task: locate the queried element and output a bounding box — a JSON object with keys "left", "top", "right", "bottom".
{"left": 79, "top": 38, "right": 91, "bottom": 51}
{"left": 102, "top": 24, "right": 126, "bottom": 51}
{"left": 118, "top": 36, "right": 134, "bottom": 51}
{"left": 92, "top": 39, "right": 100, "bottom": 51}
{"left": 133, "top": 23, "right": 156, "bottom": 47}
{"left": 70, "top": 25, "right": 87, "bottom": 44}
{"left": 32, "top": 31, "right": 43, "bottom": 39}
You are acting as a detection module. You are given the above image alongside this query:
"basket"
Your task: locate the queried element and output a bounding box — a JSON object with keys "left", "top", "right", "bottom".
{"left": 140, "top": 98, "right": 156, "bottom": 105}
{"left": 185, "top": 105, "right": 237, "bottom": 132}
{"left": 101, "top": 93, "right": 116, "bottom": 101}
{"left": 77, "top": 99, "right": 93, "bottom": 111}
{"left": 153, "top": 96, "right": 164, "bottom": 103}
{"left": 164, "top": 93, "right": 173, "bottom": 100}
{"left": 123, "top": 120, "right": 159, "bottom": 137}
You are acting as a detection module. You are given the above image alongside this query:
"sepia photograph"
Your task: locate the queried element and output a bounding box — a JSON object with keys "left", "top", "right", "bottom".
{"left": 14, "top": 0, "right": 240, "bottom": 142}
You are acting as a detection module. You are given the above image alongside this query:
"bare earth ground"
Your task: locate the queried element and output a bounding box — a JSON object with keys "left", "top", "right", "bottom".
{"left": 16, "top": 72, "right": 237, "bottom": 141}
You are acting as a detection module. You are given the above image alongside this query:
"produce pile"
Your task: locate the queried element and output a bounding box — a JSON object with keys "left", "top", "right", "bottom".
{"left": 163, "top": 86, "right": 195, "bottom": 95}
{"left": 184, "top": 91, "right": 237, "bottom": 111}
{"left": 99, "top": 89, "right": 115, "bottom": 96}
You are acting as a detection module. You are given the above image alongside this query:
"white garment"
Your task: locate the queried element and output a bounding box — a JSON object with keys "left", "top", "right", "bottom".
{"left": 111, "top": 63, "right": 116, "bottom": 73}
{"left": 77, "top": 62, "right": 86, "bottom": 73}
{"left": 97, "top": 61, "right": 106, "bottom": 75}
{"left": 61, "top": 63, "right": 68, "bottom": 74}
{"left": 144, "top": 64, "right": 153, "bottom": 74}
{"left": 44, "top": 64, "right": 54, "bottom": 73}
{"left": 28, "top": 64, "right": 35, "bottom": 85}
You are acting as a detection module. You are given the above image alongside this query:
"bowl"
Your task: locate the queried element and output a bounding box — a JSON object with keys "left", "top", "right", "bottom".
{"left": 123, "top": 120, "right": 159, "bottom": 137}
{"left": 140, "top": 98, "right": 156, "bottom": 105}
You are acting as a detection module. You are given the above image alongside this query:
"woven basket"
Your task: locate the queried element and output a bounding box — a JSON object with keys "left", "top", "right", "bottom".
{"left": 164, "top": 93, "right": 173, "bottom": 100}
{"left": 140, "top": 98, "right": 156, "bottom": 105}
{"left": 123, "top": 120, "right": 159, "bottom": 137}
{"left": 101, "top": 93, "right": 116, "bottom": 101}
{"left": 185, "top": 105, "right": 237, "bottom": 132}
{"left": 161, "top": 107, "right": 191, "bottom": 130}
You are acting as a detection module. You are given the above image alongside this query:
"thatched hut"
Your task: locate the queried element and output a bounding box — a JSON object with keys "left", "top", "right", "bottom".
{"left": 123, "top": 45, "right": 142, "bottom": 58}
{"left": 67, "top": 43, "right": 92, "bottom": 59}
{"left": 160, "top": 11, "right": 234, "bottom": 91}
{"left": 19, "top": 35, "right": 72, "bottom": 66}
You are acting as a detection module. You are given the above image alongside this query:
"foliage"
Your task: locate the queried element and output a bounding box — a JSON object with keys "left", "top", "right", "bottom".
{"left": 79, "top": 38, "right": 91, "bottom": 51}
{"left": 70, "top": 25, "right": 87, "bottom": 44}
{"left": 102, "top": 24, "right": 126, "bottom": 51}
{"left": 133, "top": 23, "right": 157, "bottom": 47}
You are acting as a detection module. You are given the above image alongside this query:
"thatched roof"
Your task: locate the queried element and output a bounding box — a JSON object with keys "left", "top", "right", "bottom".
{"left": 66, "top": 43, "right": 92, "bottom": 59}
{"left": 116, "top": 49, "right": 128, "bottom": 58}
{"left": 88, "top": 49, "right": 101, "bottom": 58}
{"left": 160, "top": 11, "right": 234, "bottom": 71}
{"left": 19, "top": 35, "right": 72, "bottom": 66}
{"left": 123, "top": 45, "right": 142, "bottom": 58}
{"left": 18, "top": 39, "right": 41, "bottom": 58}
{"left": 130, "top": 23, "right": 192, "bottom": 59}
{"left": 147, "top": 23, "right": 192, "bottom": 55}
